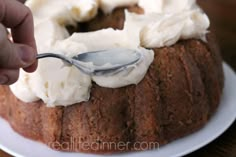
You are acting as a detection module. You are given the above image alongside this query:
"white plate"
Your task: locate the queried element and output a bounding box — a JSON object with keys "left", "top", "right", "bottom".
{"left": 0, "top": 63, "right": 236, "bottom": 157}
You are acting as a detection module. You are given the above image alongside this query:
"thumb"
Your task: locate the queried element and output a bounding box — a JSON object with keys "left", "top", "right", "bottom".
{"left": 0, "top": 24, "right": 36, "bottom": 69}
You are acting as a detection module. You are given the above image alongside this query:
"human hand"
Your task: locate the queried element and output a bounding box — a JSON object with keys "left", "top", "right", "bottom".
{"left": 0, "top": 0, "right": 37, "bottom": 85}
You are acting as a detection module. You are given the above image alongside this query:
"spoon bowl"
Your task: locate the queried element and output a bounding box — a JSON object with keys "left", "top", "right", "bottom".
{"left": 36, "top": 48, "right": 141, "bottom": 75}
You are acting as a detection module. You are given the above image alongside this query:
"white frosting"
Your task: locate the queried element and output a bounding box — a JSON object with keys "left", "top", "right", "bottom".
{"left": 27, "top": 0, "right": 98, "bottom": 25}
{"left": 138, "top": 0, "right": 197, "bottom": 14}
{"left": 10, "top": 0, "right": 210, "bottom": 107}
{"left": 140, "top": 9, "right": 210, "bottom": 48}
{"left": 99, "top": 0, "right": 138, "bottom": 14}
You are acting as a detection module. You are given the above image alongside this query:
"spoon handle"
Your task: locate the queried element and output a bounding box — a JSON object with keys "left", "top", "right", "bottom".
{"left": 36, "top": 53, "right": 72, "bottom": 65}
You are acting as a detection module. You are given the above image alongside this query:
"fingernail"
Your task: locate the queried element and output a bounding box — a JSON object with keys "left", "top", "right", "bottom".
{"left": 18, "top": 46, "right": 36, "bottom": 65}
{"left": 0, "top": 75, "right": 8, "bottom": 85}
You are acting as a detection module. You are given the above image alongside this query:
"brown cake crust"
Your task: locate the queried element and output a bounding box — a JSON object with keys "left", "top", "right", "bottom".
{"left": 0, "top": 6, "right": 224, "bottom": 154}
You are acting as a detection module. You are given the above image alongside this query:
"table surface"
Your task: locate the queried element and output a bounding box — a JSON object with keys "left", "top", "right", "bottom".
{"left": 1, "top": 0, "right": 236, "bottom": 157}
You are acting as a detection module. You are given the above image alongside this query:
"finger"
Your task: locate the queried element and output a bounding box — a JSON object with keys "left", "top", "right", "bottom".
{"left": 0, "top": 24, "right": 36, "bottom": 69}
{"left": 0, "top": 0, "right": 36, "bottom": 49}
{"left": 23, "top": 61, "right": 38, "bottom": 73}
{"left": 0, "top": 69, "right": 19, "bottom": 85}
{"left": 0, "top": 0, "right": 38, "bottom": 72}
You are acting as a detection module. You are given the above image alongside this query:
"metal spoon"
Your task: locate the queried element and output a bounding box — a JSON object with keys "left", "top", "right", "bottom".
{"left": 36, "top": 48, "right": 141, "bottom": 75}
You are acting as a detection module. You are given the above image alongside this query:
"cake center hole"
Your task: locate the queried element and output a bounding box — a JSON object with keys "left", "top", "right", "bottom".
{"left": 66, "top": 6, "right": 144, "bottom": 34}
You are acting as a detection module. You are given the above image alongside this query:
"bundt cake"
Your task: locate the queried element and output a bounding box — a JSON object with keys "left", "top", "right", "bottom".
{"left": 0, "top": 0, "right": 224, "bottom": 154}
